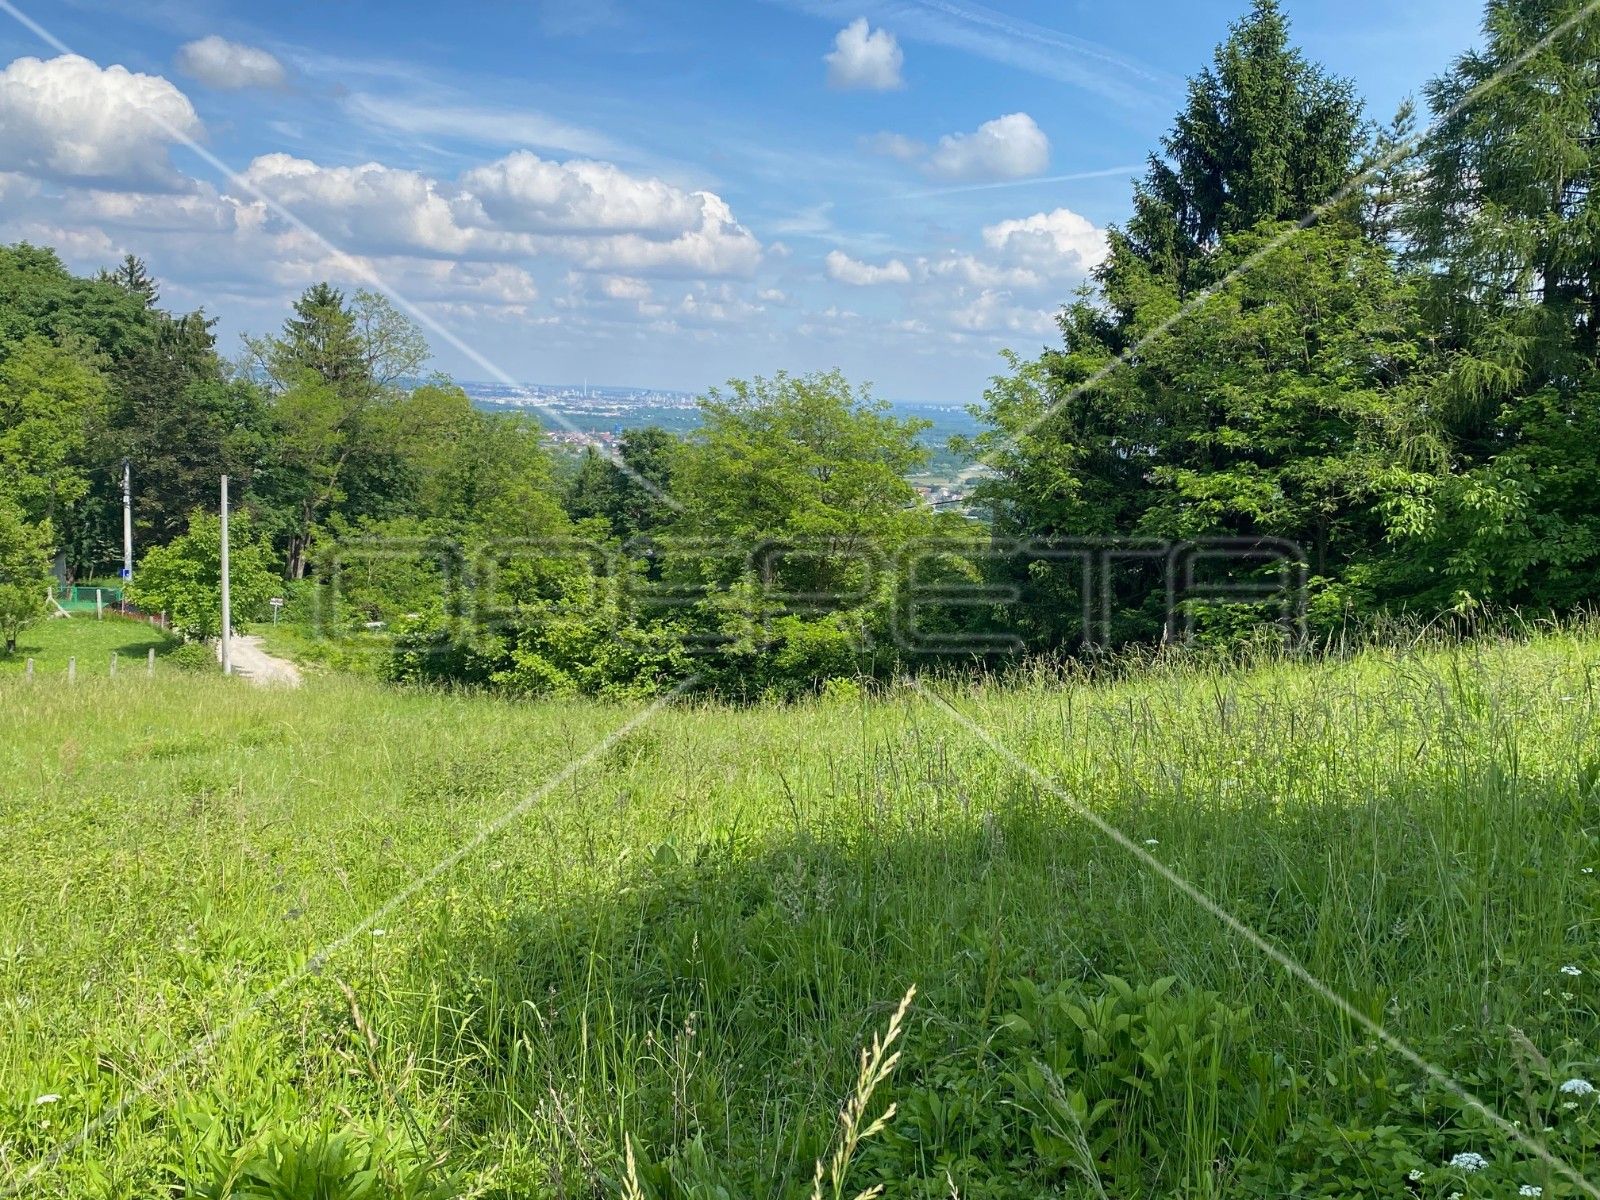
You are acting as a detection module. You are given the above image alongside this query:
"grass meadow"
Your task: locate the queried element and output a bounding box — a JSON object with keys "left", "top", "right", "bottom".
{"left": 0, "top": 616, "right": 176, "bottom": 678}
{"left": 4, "top": 628, "right": 1600, "bottom": 1197}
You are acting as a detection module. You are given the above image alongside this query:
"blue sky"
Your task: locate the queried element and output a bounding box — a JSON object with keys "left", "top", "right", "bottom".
{"left": 0, "top": 0, "right": 1480, "bottom": 401}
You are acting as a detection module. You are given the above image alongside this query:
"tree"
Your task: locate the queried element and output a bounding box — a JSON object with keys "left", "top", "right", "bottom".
{"left": 1389, "top": 0, "right": 1600, "bottom": 612}
{"left": 672, "top": 371, "right": 932, "bottom": 592}
{"left": 247, "top": 284, "right": 432, "bottom": 578}
{"left": 0, "top": 493, "right": 53, "bottom": 654}
{"left": 350, "top": 290, "right": 429, "bottom": 387}
{"left": 128, "top": 510, "right": 277, "bottom": 640}
{"left": 565, "top": 447, "right": 618, "bottom": 529}
{"left": 1108, "top": 0, "right": 1364, "bottom": 306}
{"left": 1413, "top": 0, "right": 1600, "bottom": 370}
{"left": 0, "top": 243, "right": 153, "bottom": 365}
{"left": 0, "top": 335, "right": 108, "bottom": 524}
{"left": 98, "top": 254, "right": 159, "bottom": 307}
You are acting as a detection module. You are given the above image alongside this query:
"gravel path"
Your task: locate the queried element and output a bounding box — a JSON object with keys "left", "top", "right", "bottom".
{"left": 219, "top": 633, "right": 303, "bottom": 687}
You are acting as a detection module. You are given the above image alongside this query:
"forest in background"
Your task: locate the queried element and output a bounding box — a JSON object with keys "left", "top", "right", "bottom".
{"left": 4, "top": 0, "right": 1600, "bottom": 693}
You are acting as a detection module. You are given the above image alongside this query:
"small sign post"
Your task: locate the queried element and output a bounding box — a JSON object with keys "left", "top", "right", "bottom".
{"left": 269, "top": 597, "right": 285, "bottom": 625}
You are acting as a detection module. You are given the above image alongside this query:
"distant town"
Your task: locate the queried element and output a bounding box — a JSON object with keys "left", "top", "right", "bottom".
{"left": 459, "top": 380, "right": 988, "bottom": 506}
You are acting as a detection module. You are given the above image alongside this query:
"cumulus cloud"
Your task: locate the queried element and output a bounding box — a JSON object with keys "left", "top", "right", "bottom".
{"left": 982, "top": 206, "right": 1107, "bottom": 274}
{"left": 218, "top": 150, "right": 762, "bottom": 276}
{"left": 563, "top": 191, "right": 761, "bottom": 276}
{"left": 826, "top": 249, "right": 911, "bottom": 286}
{"left": 175, "top": 36, "right": 286, "bottom": 90}
{"left": 948, "top": 288, "right": 1057, "bottom": 335}
{"left": 598, "top": 275, "right": 653, "bottom": 302}
{"left": 0, "top": 54, "right": 202, "bottom": 190}
{"left": 926, "top": 113, "right": 1049, "bottom": 181}
{"left": 238, "top": 153, "right": 472, "bottom": 256}
{"left": 825, "top": 19, "right": 904, "bottom": 90}
{"left": 459, "top": 152, "right": 709, "bottom": 235}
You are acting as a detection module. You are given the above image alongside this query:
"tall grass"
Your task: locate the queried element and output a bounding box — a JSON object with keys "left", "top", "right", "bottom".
{"left": 3, "top": 630, "right": 1600, "bottom": 1197}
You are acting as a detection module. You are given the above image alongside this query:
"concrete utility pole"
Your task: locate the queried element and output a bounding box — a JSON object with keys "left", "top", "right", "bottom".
{"left": 121, "top": 459, "right": 134, "bottom": 584}
{"left": 220, "top": 475, "right": 232, "bottom": 676}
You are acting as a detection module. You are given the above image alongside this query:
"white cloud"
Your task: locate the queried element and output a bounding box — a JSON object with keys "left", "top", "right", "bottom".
{"left": 926, "top": 113, "right": 1049, "bottom": 182}
{"left": 598, "top": 275, "right": 652, "bottom": 302}
{"left": 826, "top": 249, "right": 911, "bottom": 286}
{"left": 921, "top": 253, "right": 1041, "bottom": 290}
{"left": 982, "top": 206, "right": 1107, "bottom": 274}
{"left": 948, "top": 288, "right": 1057, "bottom": 335}
{"left": 213, "top": 150, "right": 762, "bottom": 276}
{"left": 825, "top": 19, "right": 904, "bottom": 90}
{"left": 238, "top": 153, "right": 473, "bottom": 256}
{"left": 459, "top": 152, "right": 708, "bottom": 235}
{"left": 564, "top": 192, "right": 761, "bottom": 276}
{"left": 860, "top": 131, "right": 925, "bottom": 161}
{"left": 0, "top": 55, "right": 202, "bottom": 190}
{"left": 175, "top": 36, "right": 286, "bottom": 90}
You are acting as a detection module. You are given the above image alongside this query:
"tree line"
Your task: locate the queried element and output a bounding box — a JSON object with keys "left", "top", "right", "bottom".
{"left": 1, "top": 0, "right": 1597, "bottom": 689}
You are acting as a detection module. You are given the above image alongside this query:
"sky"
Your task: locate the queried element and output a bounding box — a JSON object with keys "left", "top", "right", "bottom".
{"left": 0, "top": 0, "right": 1481, "bottom": 402}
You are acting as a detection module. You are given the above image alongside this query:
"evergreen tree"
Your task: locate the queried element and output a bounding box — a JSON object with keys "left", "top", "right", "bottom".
{"left": 971, "top": 2, "right": 1409, "bottom": 646}
{"left": 98, "top": 254, "right": 160, "bottom": 307}
{"left": 1386, "top": 0, "right": 1600, "bottom": 611}
{"left": 1413, "top": 0, "right": 1600, "bottom": 381}
{"left": 1107, "top": 0, "right": 1364, "bottom": 310}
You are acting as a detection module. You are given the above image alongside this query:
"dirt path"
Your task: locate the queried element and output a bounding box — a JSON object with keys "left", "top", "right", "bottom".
{"left": 219, "top": 634, "right": 303, "bottom": 687}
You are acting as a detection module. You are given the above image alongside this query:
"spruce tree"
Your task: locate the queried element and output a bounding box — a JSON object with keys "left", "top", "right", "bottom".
{"left": 1107, "top": 0, "right": 1364, "bottom": 309}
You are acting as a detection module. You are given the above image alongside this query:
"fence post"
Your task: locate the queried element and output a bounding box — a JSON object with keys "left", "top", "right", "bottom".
{"left": 25, "top": 658, "right": 33, "bottom": 681}
{"left": 147, "top": 647, "right": 156, "bottom": 675}
{"left": 96, "top": 589, "right": 103, "bottom": 620}
{"left": 67, "top": 656, "right": 75, "bottom": 684}
{"left": 109, "top": 652, "right": 117, "bottom": 677}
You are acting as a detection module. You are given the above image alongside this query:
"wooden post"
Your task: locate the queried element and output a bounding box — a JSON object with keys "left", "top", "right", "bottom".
{"left": 67, "top": 656, "right": 75, "bottom": 684}
{"left": 109, "top": 652, "right": 117, "bottom": 677}
{"left": 25, "top": 658, "right": 33, "bottom": 681}
{"left": 147, "top": 647, "right": 156, "bottom": 675}
{"left": 96, "top": 589, "right": 103, "bottom": 620}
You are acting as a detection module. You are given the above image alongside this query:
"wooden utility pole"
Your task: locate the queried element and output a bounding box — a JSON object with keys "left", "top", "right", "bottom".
{"left": 220, "top": 475, "right": 232, "bottom": 676}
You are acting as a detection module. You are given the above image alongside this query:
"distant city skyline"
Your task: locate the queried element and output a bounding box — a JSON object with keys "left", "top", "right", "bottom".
{"left": 0, "top": 0, "right": 1479, "bottom": 401}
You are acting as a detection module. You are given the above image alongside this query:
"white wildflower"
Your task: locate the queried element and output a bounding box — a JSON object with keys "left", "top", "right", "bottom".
{"left": 1144, "top": 839, "right": 1159, "bottom": 846}
{"left": 1519, "top": 1187, "right": 1542, "bottom": 1197}
{"left": 370, "top": 929, "right": 386, "bottom": 938}
{"left": 32, "top": 1094, "right": 59, "bottom": 1105}
{"left": 1560, "top": 1077, "right": 1595, "bottom": 1096}
{"left": 1407, "top": 1168, "right": 1425, "bottom": 1182}
{"left": 1584, "top": 867, "right": 1595, "bottom": 875}
{"left": 1561, "top": 964, "right": 1583, "bottom": 976}
{"left": 1448, "top": 1151, "right": 1488, "bottom": 1171}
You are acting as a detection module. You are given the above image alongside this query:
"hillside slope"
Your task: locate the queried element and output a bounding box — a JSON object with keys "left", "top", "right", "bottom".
{"left": 4, "top": 634, "right": 1599, "bottom": 1197}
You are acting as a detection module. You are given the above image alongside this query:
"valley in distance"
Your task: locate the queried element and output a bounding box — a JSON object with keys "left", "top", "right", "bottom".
{"left": 462, "top": 378, "right": 989, "bottom": 500}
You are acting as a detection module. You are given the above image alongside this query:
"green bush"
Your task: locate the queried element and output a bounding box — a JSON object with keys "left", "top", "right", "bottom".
{"left": 165, "top": 641, "right": 217, "bottom": 672}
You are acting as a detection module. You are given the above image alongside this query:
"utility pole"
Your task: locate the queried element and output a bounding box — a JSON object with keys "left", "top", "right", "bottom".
{"left": 121, "top": 458, "right": 134, "bottom": 584}
{"left": 220, "top": 474, "right": 232, "bottom": 676}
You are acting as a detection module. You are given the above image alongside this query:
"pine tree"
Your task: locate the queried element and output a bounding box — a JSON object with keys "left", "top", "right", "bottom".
{"left": 269, "top": 282, "right": 365, "bottom": 390}
{"left": 99, "top": 254, "right": 159, "bottom": 307}
{"left": 1107, "top": 0, "right": 1364, "bottom": 308}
